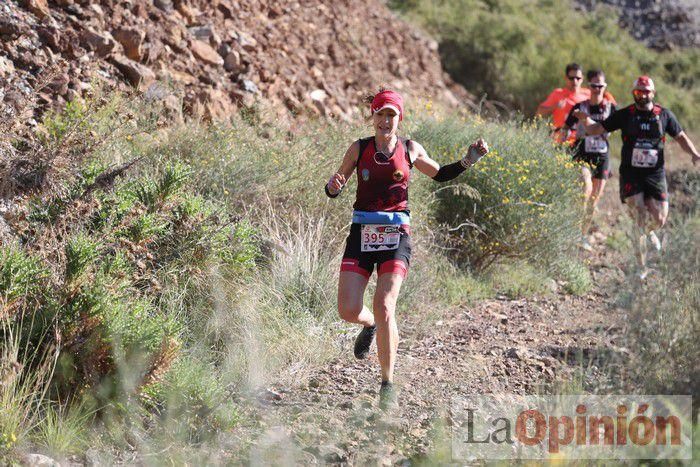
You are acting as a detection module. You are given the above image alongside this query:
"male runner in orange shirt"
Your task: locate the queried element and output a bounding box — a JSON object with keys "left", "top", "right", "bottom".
{"left": 537, "top": 63, "right": 590, "bottom": 143}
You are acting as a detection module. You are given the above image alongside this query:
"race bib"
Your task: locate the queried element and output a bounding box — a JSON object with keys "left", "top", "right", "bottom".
{"left": 631, "top": 147, "right": 659, "bottom": 168}
{"left": 360, "top": 224, "right": 401, "bottom": 252}
{"left": 584, "top": 135, "right": 608, "bottom": 153}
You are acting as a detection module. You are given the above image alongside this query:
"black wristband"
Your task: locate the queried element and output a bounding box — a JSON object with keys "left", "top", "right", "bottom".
{"left": 324, "top": 184, "right": 340, "bottom": 198}
{"left": 432, "top": 160, "right": 467, "bottom": 182}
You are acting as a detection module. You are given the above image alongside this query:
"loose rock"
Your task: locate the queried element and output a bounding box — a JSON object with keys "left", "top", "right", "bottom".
{"left": 113, "top": 27, "right": 145, "bottom": 61}
{"left": 20, "top": 0, "right": 50, "bottom": 19}
{"left": 111, "top": 55, "right": 155, "bottom": 90}
{"left": 190, "top": 39, "right": 224, "bottom": 66}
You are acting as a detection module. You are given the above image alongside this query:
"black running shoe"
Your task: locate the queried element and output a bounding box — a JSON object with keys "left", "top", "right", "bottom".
{"left": 353, "top": 325, "right": 376, "bottom": 359}
{"left": 379, "top": 381, "right": 398, "bottom": 412}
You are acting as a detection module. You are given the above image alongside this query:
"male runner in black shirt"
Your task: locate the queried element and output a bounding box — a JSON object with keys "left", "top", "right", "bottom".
{"left": 564, "top": 69, "right": 616, "bottom": 251}
{"left": 575, "top": 76, "right": 700, "bottom": 279}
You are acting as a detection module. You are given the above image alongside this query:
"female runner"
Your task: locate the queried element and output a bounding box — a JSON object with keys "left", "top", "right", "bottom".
{"left": 325, "top": 89, "right": 490, "bottom": 409}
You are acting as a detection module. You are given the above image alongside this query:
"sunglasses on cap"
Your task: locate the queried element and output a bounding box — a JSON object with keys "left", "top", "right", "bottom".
{"left": 567, "top": 75, "right": 583, "bottom": 81}
{"left": 589, "top": 83, "right": 606, "bottom": 89}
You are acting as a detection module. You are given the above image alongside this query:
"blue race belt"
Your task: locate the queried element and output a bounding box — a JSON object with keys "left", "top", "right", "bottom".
{"left": 352, "top": 210, "right": 410, "bottom": 225}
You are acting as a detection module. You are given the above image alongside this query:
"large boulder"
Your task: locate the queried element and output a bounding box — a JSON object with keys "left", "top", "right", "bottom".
{"left": 111, "top": 55, "right": 156, "bottom": 90}
{"left": 113, "top": 27, "right": 145, "bottom": 61}
{"left": 81, "top": 29, "right": 119, "bottom": 57}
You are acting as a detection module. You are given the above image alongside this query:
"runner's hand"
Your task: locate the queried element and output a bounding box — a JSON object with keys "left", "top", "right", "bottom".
{"left": 692, "top": 153, "right": 700, "bottom": 167}
{"left": 465, "top": 138, "right": 489, "bottom": 165}
{"left": 327, "top": 173, "right": 346, "bottom": 195}
{"left": 573, "top": 110, "right": 589, "bottom": 121}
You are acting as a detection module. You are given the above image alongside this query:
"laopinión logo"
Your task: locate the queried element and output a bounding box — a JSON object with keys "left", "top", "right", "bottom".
{"left": 451, "top": 395, "right": 692, "bottom": 460}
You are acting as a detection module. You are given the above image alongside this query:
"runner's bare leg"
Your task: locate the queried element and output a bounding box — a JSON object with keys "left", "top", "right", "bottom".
{"left": 580, "top": 166, "right": 594, "bottom": 235}
{"left": 374, "top": 272, "right": 403, "bottom": 383}
{"left": 338, "top": 271, "right": 374, "bottom": 327}
{"left": 625, "top": 193, "right": 648, "bottom": 269}
{"left": 583, "top": 172, "right": 608, "bottom": 237}
{"left": 644, "top": 198, "right": 669, "bottom": 231}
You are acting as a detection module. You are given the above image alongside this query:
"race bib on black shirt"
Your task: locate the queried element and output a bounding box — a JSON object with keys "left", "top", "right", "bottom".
{"left": 601, "top": 105, "right": 683, "bottom": 170}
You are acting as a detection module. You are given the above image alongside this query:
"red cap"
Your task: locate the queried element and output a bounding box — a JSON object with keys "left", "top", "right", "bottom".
{"left": 371, "top": 90, "right": 404, "bottom": 121}
{"left": 633, "top": 76, "right": 655, "bottom": 91}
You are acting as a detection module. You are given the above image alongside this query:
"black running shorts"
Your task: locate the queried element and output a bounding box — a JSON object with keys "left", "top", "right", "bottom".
{"left": 340, "top": 224, "right": 412, "bottom": 279}
{"left": 573, "top": 153, "right": 611, "bottom": 180}
{"left": 619, "top": 169, "right": 668, "bottom": 203}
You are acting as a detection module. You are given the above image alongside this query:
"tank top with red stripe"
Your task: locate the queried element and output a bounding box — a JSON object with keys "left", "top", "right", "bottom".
{"left": 353, "top": 137, "right": 412, "bottom": 212}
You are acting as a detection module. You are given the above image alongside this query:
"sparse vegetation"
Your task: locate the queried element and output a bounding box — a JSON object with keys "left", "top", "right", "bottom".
{"left": 616, "top": 213, "right": 699, "bottom": 397}
{"left": 0, "top": 89, "right": 592, "bottom": 461}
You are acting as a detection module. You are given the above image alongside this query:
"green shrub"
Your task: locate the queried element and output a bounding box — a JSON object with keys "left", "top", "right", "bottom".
{"left": 0, "top": 248, "right": 47, "bottom": 306}
{"left": 121, "top": 213, "right": 169, "bottom": 243}
{"left": 107, "top": 300, "right": 177, "bottom": 356}
{"left": 434, "top": 262, "right": 493, "bottom": 306}
{"left": 33, "top": 402, "right": 93, "bottom": 458}
{"left": 27, "top": 196, "right": 66, "bottom": 225}
{"left": 65, "top": 233, "right": 101, "bottom": 283}
{"left": 488, "top": 261, "right": 553, "bottom": 299}
{"left": 152, "top": 118, "right": 358, "bottom": 220}
{"left": 556, "top": 259, "right": 592, "bottom": 296}
{"left": 132, "top": 163, "right": 191, "bottom": 212}
{"left": 410, "top": 115, "right": 581, "bottom": 269}
{"left": 140, "top": 354, "right": 239, "bottom": 442}
{"left": 41, "top": 100, "right": 88, "bottom": 143}
{"left": 214, "top": 221, "right": 260, "bottom": 271}
{"left": 1, "top": 313, "right": 58, "bottom": 462}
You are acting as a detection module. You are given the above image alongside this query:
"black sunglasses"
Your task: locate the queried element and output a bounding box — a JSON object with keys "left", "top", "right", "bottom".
{"left": 567, "top": 75, "right": 583, "bottom": 81}
{"left": 589, "top": 83, "right": 606, "bottom": 89}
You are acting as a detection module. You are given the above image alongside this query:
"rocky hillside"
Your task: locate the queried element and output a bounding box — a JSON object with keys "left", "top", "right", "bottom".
{"left": 0, "top": 0, "right": 473, "bottom": 123}
{"left": 575, "top": 0, "right": 699, "bottom": 49}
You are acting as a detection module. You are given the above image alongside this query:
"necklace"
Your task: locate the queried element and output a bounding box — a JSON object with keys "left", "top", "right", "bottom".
{"left": 375, "top": 136, "right": 397, "bottom": 155}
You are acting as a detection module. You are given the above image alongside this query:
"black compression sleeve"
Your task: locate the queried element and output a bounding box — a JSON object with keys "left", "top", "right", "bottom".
{"left": 324, "top": 184, "right": 340, "bottom": 198}
{"left": 432, "top": 160, "right": 467, "bottom": 182}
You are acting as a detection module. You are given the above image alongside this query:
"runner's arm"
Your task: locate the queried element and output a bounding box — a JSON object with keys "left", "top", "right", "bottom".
{"left": 560, "top": 105, "right": 580, "bottom": 140}
{"left": 411, "top": 139, "right": 489, "bottom": 181}
{"left": 325, "top": 141, "right": 359, "bottom": 197}
{"left": 563, "top": 104, "right": 578, "bottom": 130}
{"left": 572, "top": 112, "right": 606, "bottom": 136}
{"left": 673, "top": 132, "right": 700, "bottom": 166}
{"left": 536, "top": 103, "right": 556, "bottom": 116}
{"left": 536, "top": 90, "right": 564, "bottom": 116}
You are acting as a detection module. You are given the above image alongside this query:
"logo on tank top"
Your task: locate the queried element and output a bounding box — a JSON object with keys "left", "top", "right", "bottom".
{"left": 392, "top": 169, "right": 404, "bottom": 182}
{"left": 361, "top": 168, "right": 370, "bottom": 181}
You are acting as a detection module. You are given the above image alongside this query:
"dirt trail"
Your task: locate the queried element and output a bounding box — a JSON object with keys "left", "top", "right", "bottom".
{"left": 227, "top": 175, "right": 640, "bottom": 465}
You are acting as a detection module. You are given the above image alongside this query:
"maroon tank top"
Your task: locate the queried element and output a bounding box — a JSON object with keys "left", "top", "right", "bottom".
{"left": 353, "top": 137, "right": 412, "bottom": 212}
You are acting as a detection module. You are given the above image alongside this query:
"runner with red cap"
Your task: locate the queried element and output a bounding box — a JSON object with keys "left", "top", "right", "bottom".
{"left": 325, "top": 88, "right": 489, "bottom": 410}
{"left": 575, "top": 75, "right": 700, "bottom": 278}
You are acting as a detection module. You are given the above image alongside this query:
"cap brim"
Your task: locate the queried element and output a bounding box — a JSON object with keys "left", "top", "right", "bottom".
{"left": 373, "top": 104, "right": 400, "bottom": 115}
